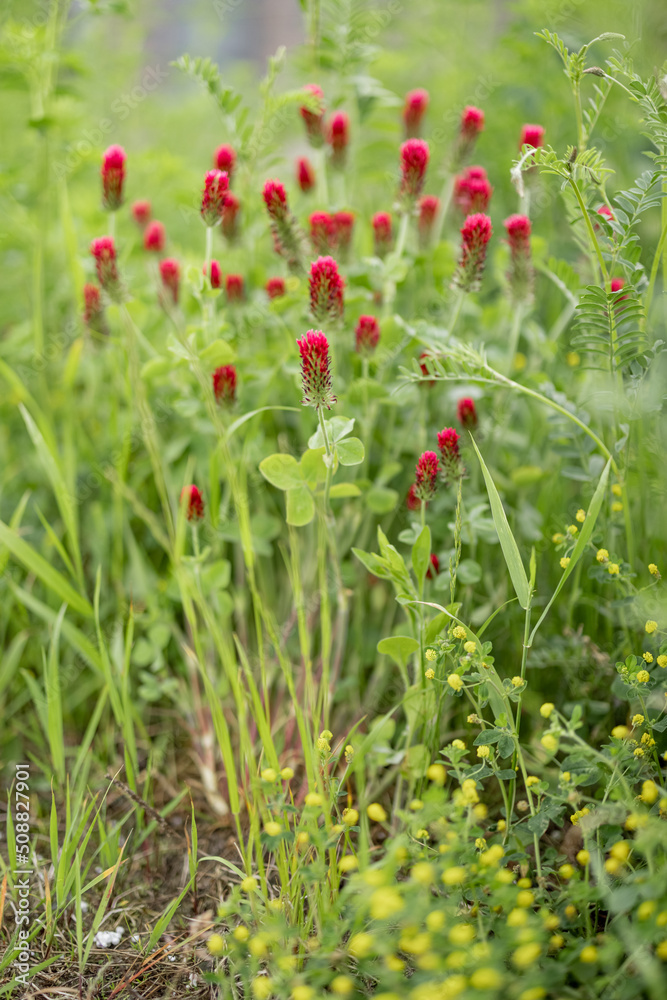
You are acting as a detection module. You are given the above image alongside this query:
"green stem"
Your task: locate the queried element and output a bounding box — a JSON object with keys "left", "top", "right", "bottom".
{"left": 644, "top": 163, "right": 667, "bottom": 322}
{"left": 382, "top": 211, "right": 410, "bottom": 315}
{"left": 506, "top": 302, "right": 524, "bottom": 373}
{"left": 449, "top": 291, "right": 464, "bottom": 337}
{"left": 318, "top": 406, "right": 333, "bottom": 516}
{"left": 204, "top": 225, "right": 213, "bottom": 271}
{"left": 568, "top": 175, "right": 608, "bottom": 285}
{"left": 434, "top": 174, "right": 454, "bottom": 245}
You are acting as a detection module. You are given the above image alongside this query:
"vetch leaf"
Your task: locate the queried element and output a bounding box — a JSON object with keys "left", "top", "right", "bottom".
{"left": 259, "top": 453, "right": 303, "bottom": 490}
{"left": 471, "top": 437, "right": 531, "bottom": 609}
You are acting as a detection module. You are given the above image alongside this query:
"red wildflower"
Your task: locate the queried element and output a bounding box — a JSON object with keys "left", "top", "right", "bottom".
{"left": 418, "top": 195, "right": 440, "bottom": 246}
{"left": 300, "top": 83, "right": 325, "bottom": 147}
{"left": 212, "top": 364, "right": 237, "bottom": 405}
{"left": 610, "top": 277, "right": 625, "bottom": 292}
{"left": 132, "top": 200, "right": 151, "bottom": 227}
{"left": 419, "top": 351, "right": 436, "bottom": 387}
{"left": 214, "top": 144, "right": 236, "bottom": 180}
{"left": 437, "top": 427, "right": 464, "bottom": 482}
{"left": 404, "top": 88, "right": 429, "bottom": 138}
{"left": 453, "top": 213, "right": 493, "bottom": 293}
{"left": 263, "top": 179, "right": 288, "bottom": 222}
{"left": 406, "top": 483, "right": 422, "bottom": 510}
{"left": 159, "top": 258, "right": 180, "bottom": 305}
{"left": 355, "top": 315, "right": 380, "bottom": 355}
{"left": 454, "top": 165, "right": 493, "bottom": 214}
{"left": 519, "top": 124, "right": 545, "bottom": 149}
{"left": 222, "top": 191, "right": 240, "bottom": 242}
{"left": 203, "top": 260, "right": 222, "bottom": 288}
{"left": 457, "top": 397, "right": 478, "bottom": 431}
{"left": 201, "top": 169, "right": 229, "bottom": 226}
{"left": 504, "top": 214, "right": 533, "bottom": 302}
{"left": 101, "top": 145, "right": 126, "bottom": 211}
{"left": 297, "top": 329, "right": 336, "bottom": 409}
{"left": 144, "top": 220, "right": 165, "bottom": 253}
{"left": 426, "top": 552, "right": 440, "bottom": 579}
{"left": 297, "top": 156, "right": 316, "bottom": 192}
{"left": 226, "top": 274, "right": 244, "bottom": 302}
{"left": 309, "top": 255, "right": 344, "bottom": 322}
{"left": 598, "top": 204, "right": 614, "bottom": 222}
{"left": 454, "top": 107, "right": 485, "bottom": 166}
{"left": 414, "top": 451, "right": 440, "bottom": 502}
{"left": 372, "top": 212, "right": 393, "bottom": 257}
{"left": 263, "top": 180, "right": 304, "bottom": 270}
{"left": 329, "top": 111, "right": 350, "bottom": 169}
{"left": 400, "top": 139, "right": 429, "bottom": 200}
{"left": 181, "top": 485, "right": 204, "bottom": 521}
{"left": 334, "top": 211, "right": 354, "bottom": 259}
{"left": 310, "top": 212, "right": 337, "bottom": 255}
{"left": 266, "top": 276, "right": 286, "bottom": 300}
{"left": 82, "top": 283, "right": 107, "bottom": 335}
{"left": 90, "top": 236, "right": 120, "bottom": 296}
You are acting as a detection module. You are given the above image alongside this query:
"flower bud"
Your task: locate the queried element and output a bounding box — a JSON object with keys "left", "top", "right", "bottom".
{"left": 214, "top": 143, "right": 236, "bottom": 180}
{"left": 101, "top": 145, "right": 126, "bottom": 211}
{"left": 454, "top": 107, "right": 484, "bottom": 165}
{"left": 400, "top": 139, "right": 429, "bottom": 200}
{"left": 453, "top": 213, "right": 492, "bottom": 293}
{"left": 404, "top": 88, "right": 429, "bottom": 138}
{"left": 504, "top": 214, "right": 533, "bottom": 302}
{"left": 454, "top": 166, "right": 492, "bottom": 215}
{"left": 266, "top": 276, "right": 286, "bottom": 299}
{"left": 203, "top": 260, "right": 222, "bottom": 288}
{"left": 90, "top": 236, "right": 120, "bottom": 298}
{"left": 519, "top": 124, "right": 545, "bottom": 149}
{"left": 427, "top": 552, "right": 440, "bottom": 579}
{"left": 355, "top": 315, "right": 380, "bottom": 355}
{"left": 300, "top": 83, "right": 325, "bottom": 146}
{"left": 82, "top": 283, "right": 108, "bottom": 335}
{"left": 406, "top": 484, "right": 421, "bottom": 510}
{"left": 328, "top": 111, "right": 350, "bottom": 169}
{"left": 159, "top": 258, "right": 180, "bottom": 305}
{"left": 221, "top": 192, "right": 240, "bottom": 242}
{"left": 131, "top": 199, "right": 151, "bottom": 227}
{"left": 297, "top": 329, "right": 336, "bottom": 409}
{"left": 181, "top": 485, "right": 204, "bottom": 521}
{"left": 418, "top": 195, "right": 440, "bottom": 247}
{"left": 309, "top": 255, "right": 344, "bottom": 322}
{"left": 263, "top": 180, "right": 305, "bottom": 270}
{"left": 372, "top": 212, "right": 392, "bottom": 257}
{"left": 213, "top": 364, "right": 237, "bottom": 405}
{"left": 201, "top": 169, "right": 229, "bottom": 226}
{"left": 225, "top": 273, "right": 244, "bottom": 302}
{"left": 144, "top": 220, "right": 165, "bottom": 253}
{"left": 297, "top": 156, "right": 316, "bottom": 192}
{"left": 413, "top": 451, "right": 440, "bottom": 502}
{"left": 457, "top": 397, "right": 477, "bottom": 431}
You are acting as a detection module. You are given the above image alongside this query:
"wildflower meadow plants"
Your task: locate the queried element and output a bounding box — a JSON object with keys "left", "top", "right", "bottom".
{"left": 1, "top": 1, "right": 667, "bottom": 997}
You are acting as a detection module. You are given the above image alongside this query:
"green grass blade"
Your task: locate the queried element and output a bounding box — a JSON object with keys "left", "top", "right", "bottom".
{"left": 0, "top": 520, "right": 93, "bottom": 618}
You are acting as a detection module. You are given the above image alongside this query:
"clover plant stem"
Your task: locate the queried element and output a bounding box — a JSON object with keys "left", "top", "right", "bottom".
{"left": 449, "top": 290, "right": 464, "bottom": 337}
{"left": 318, "top": 405, "right": 333, "bottom": 516}
{"left": 434, "top": 172, "right": 454, "bottom": 245}
{"left": 506, "top": 302, "right": 524, "bottom": 373}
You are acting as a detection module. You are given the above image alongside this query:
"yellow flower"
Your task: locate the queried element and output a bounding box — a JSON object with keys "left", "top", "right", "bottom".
{"left": 280, "top": 766, "right": 294, "bottom": 780}
{"left": 656, "top": 939, "right": 667, "bottom": 960}
{"left": 451, "top": 739, "right": 466, "bottom": 750}
{"left": 552, "top": 532, "right": 565, "bottom": 543}
{"left": 611, "top": 725, "right": 630, "bottom": 739}
{"left": 344, "top": 744, "right": 354, "bottom": 762}
{"left": 426, "top": 910, "right": 446, "bottom": 931}
{"left": 580, "top": 945, "right": 598, "bottom": 964}
{"left": 649, "top": 563, "right": 659, "bottom": 576}
{"left": 296, "top": 831, "right": 309, "bottom": 847}
{"left": 241, "top": 877, "right": 258, "bottom": 893}
{"left": 565, "top": 904, "right": 577, "bottom": 919}
{"left": 497, "top": 818, "right": 506, "bottom": 831}
{"left": 252, "top": 977, "right": 274, "bottom": 1000}
{"left": 507, "top": 908, "right": 528, "bottom": 927}
{"left": 610, "top": 840, "right": 631, "bottom": 862}
{"left": 511, "top": 675, "right": 524, "bottom": 687}
{"left": 427, "top": 763, "right": 447, "bottom": 785}
{"left": 292, "top": 987, "right": 315, "bottom": 1000}
{"left": 608, "top": 563, "right": 620, "bottom": 575}
{"left": 261, "top": 768, "right": 277, "bottom": 782}
{"left": 460, "top": 778, "right": 479, "bottom": 805}
{"left": 560, "top": 557, "right": 571, "bottom": 569}
{"left": 517, "top": 889, "right": 535, "bottom": 907}
{"left": 476, "top": 745, "right": 490, "bottom": 759}
{"left": 632, "top": 714, "right": 645, "bottom": 726}
{"left": 640, "top": 781, "right": 659, "bottom": 805}
{"left": 480, "top": 844, "right": 504, "bottom": 867}
{"left": 305, "top": 792, "right": 323, "bottom": 807}
{"left": 400, "top": 931, "right": 433, "bottom": 955}
{"left": 330, "top": 975, "right": 354, "bottom": 996}
{"left": 348, "top": 932, "right": 374, "bottom": 958}
{"left": 411, "top": 862, "right": 435, "bottom": 885}
{"left": 233, "top": 925, "right": 250, "bottom": 942}
{"left": 425, "top": 668, "right": 435, "bottom": 680}
{"left": 567, "top": 524, "right": 578, "bottom": 536}
{"left": 637, "top": 670, "right": 650, "bottom": 683}
{"left": 645, "top": 620, "right": 658, "bottom": 634}
{"left": 611, "top": 483, "right": 622, "bottom": 497}
{"left": 526, "top": 775, "right": 539, "bottom": 787}
{"left": 558, "top": 864, "right": 575, "bottom": 880}
{"left": 367, "top": 802, "right": 387, "bottom": 823}
{"left": 643, "top": 651, "right": 654, "bottom": 663}
{"left": 470, "top": 968, "right": 503, "bottom": 990}
{"left": 575, "top": 508, "right": 586, "bottom": 522}
{"left": 342, "top": 807, "right": 359, "bottom": 826}
{"left": 264, "top": 821, "right": 282, "bottom": 837}
{"left": 207, "top": 933, "right": 225, "bottom": 956}
{"left": 338, "top": 855, "right": 358, "bottom": 872}
{"left": 442, "top": 866, "right": 466, "bottom": 885}
{"left": 385, "top": 955, "right": 405, "bottom": 971}
{"left": 541, "top": 734, "right": 558, "bottom": 753}
{"left": 410, "top": 799, "right": 423, "bottom": 810}
{"left": 634, "top": 747, "right": 645, "bottom": 756}
{"left": 316, "top": 737, "right": 330, "bottom": 752}
{"left": 512, "top": 943, "right": 542, "bottom": 968}
{"left": 576, "top": 849, "right": 590, "bottom": 865}
{"left": 425, "top": 647, "right": 437, "bottom": 661}
{"left": 463, "top": 640, "right": 476, "bottom": 653}
{"left": 540, "top": 702, "right": 555, "bottom": 718}
{"left": 475, "top": 837, "right": 487, "bottom": 850}
{"left": 566, "top": 351, "right": 580, "bottom": 367}
{"left": 448, "top": 924, "right": 475, "bottom": 946}
{"left": 448, "top": 674, "right": 464, "bottom": 692}
{"left": 658, "top": 655, "right": 667, "bottom": 668}
{"left": 637, "top": 901, "right": 657, "bottom": 921}
{"left": 596, "top": 548, "right": 609, "bottom": 562}
{"left": 519, "top": 990, "right": 546, "bottom": 1000}
{"left": 612, "top": 501, "right": 623, "bottom": 512}
{"left": 370, "top": 888, "right": 404, "bottom": 920}
{"left": 452, "top": 626, "right": 467, "bottom": 639}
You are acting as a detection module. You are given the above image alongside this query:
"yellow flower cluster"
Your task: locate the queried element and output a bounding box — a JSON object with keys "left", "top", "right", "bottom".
{"left": 570, "top": 807, "right": 590, "bottom": 825}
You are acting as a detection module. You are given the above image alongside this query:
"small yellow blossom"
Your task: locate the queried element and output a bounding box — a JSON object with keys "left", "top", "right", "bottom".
{"left": 637, "top": 670, "right": 650, "bottom": 683}
{"left": 552, "top": 532, "right": 565, "bottom": 543}
{"left": 448, "top": 674, "right": 464, "bottom": 692}
{"left": 320, "top": 729, "right": 333, "bottom": 739}
{"left": 541, "top": 734, "right": 558, "bottom": 753}
{"left": 264, "top": 821, "right": 282, "bottom": 837}
{"left": 252, "top": 977, "right": 274, "bottom": 1000}
{"left": 452, "top": 739, "right": 467, "bottom": 750}
{"left": 367, "top": 802, "right": 388, "bottom": 823}
{"left": 517, "top": 890, "right": 535, "bottom": 907}
{"left": 330, "top": 975, "right": 355, "bottom": 996}
{"left": 480, "top": 844, "right": 504, "bottom": 867}
{"left": 507, "top": 908, "right": 528, "bottom": 927}
{"left": 576, "top": 509, "right": 586, "bottom": 522}
{"left": 646, "top": 620, "right": 658, "bottom": 634}
{"left": 611, "top": 725, "right": 630, "bottom": 739}
{"left": 576, "top": 850, "right": 590, "bottom": 865}
{"left": 463, "top": 640, "right": 477, "bottom": 654}
{"left": 425, "top": 668, "right": 435, "bottom": 680}
{"left": 296, "top": 831, "right": 309, "bottom": 847}
{"left": 638, "top": 901, "right": 657, "bottom": 921}
{"left": 475, "top": 837, "right": 487, "bottom": 851}
{"left": 561, "top": 771, "right": 571, "bottom": 782}
{"left": 452, "top": 626, "right": 467, "bottom": 639}
{"left": 611, "top": 483, "right": 622, "bottom": 496}
{"left": 425, "top": 647, "right": 437, "bottom": 661}
{"left": 261, "top": 768, "right": 277, "bottom": 782}
{"left": 427, "top": 763, "right": 447, "bottom": 785}
{"left": 640, "top": 781, "right": 659, "bottom": 805}
{"left": 565, "top": 904, "right": 577, "bottom": 919}
{"left": 497, "top": 818, "right": 506, "bottom": 831}
{"left": 519, "top": 990, "right": 546, "bottom": 1000}
{"left": 634, "top": 747, "right": 645, "bottom": 757}
{"left": 344, "top": 744, "right": 354, "bottom": 762}
{"left": 342, "top": 807, "right": 359, "bottom": 826}
{"left": 526, "top": 775, "right": 539, "bottom": 787}
{"left": 580, "top": 945, "right": 598, "bottom": 964}
{"left": 658, "top": 655, "right": 667, "bottom": 668}
{"left": 460, "top": 778, "right": 479, "bottom": 805}
{"left": 560, "top": 557, "right": 570, "bottom": 569}
{"left": 559, "top": 864, "right": 575, "bottom": 880}
{"left": 511, "top": 675, "right": 524, "bottom": 687}
{"left": 207, "top": 933, "right": 225, "bottom": 956}
{"left": 632, "top": 714, "right": 645, "bottom": 726}
{"left": 596, "top": 548, "right": 609, "bottom": 562}
{"left": 570, "top": 807, "right": 590, "bottom": 825}
{"left": 612, "top": 501, "right": 623, "bottom": 512}
{"left": 280, "top": 767, "right": 294, "bottom": 780}
{"left": 442, "top": 866, "right": 467, "bottom": 885}
{"left": 566, "top": 351, "right": 580, "bottom": 366}
{"left": 411, "top": 862, "right": 435, "bottom": 885}
{"left": 643, "top": 651, "right": 654, "bottom": 663}
{"left": 649, "top": 563, "right": 659, "bottom": 576}
{"left": 338, "top": 855, "right": 358, "bottom": 872}
{"left": 470, "top": 968, "right": 503, "bottom": 990}
{"left": 316, "top": 737, "right": 330, "bottom": 752}
{"left": 567, "top": 524, "right": 578, "bottom": 536}
{"left": 370, "top": 888, "right": 404, "bottom": 920}
{"left": 512, "top": 943, "right": 542, "bottom": 968}
{"left": 409, "top": 799, "right": 423, "bottom": 810}
{"left": 477, "top": 745, "right": 490, "bottom": 759}
{"left": 241, "top": 877, "right": 258, "bottom": 893}
{"left": 233, "top": 925, "right": 250, "bottom": 942}
{"left": 292, "top": 987, "right": 315, "bottom": 1000}
{"left": 608, "top": 563, "right": 620, "bottom": 575}
{"left": 540, "top": 702, "right": 555, "bottom": 718}
{"left": 305, "top": 792, "right": 323, "bottom": 807}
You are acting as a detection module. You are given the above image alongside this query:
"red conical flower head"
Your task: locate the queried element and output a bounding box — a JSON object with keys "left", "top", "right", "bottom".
{"left": 426, "top": 552, "right": 440, "bottom": 579}
{"left": 226, "top": 274, "right": 244, "bottom": 302}
{"left": 519, "top": 124, "right": 545, "bottom": 149}
{"left": 404, "top": 88, "right": 429, "bottom": 138}
{"left": 454, "top": 166, "right": 493, "bottom": 214}
{"left": 222, "top": 191, "right": 240, "bottom": 241}
{"left": 300, "top": 84, "right": 325, "bottom": 147}
{"left": 454, "top": 107, "right": 485, "bottom": 166}
{"left": 310, "top": 212, "right": 337, "bottom": 255}
{"left": 132, "top": 200, "right": 151, "bottom": 227}
{"left": 201, "top": 169, "right": 229, "bottom": 226}
{"left": 457, "top": 397, "right": 478, "bottom": 431}
{"left": 309, "top": 255, "right": 344, "bottom": 322}
{"left": 328, "top": 111, "right": 350, "bottom": 169}
{"left": 159, "top": 258, "right": 180, "bottom": 305}
{"left": 414, "top": 451, "right": 440, "bottom": 502}
{"left": 504, "top": 214, "right": 532, "bottom": 302}
{"left": 101, "top": 145, "right": 126, "bottom": 211}
{"left": 334, "top": 211, "right": 354, "bottom": 259}
{"left": 214, "top": 144, "right": 236, "bottom": 180}
{"left": 418, "top": 194, "right": 440, "bottom": 246}
{"left": 406, "top": 483, "right": 422, "bottom": 510}
{"left": 297, "top": 156, "right": 316, "bottom": 192}
{"left": 400, "top": 139, "right": 429, "bottom": 199}
{"left": 181, "top": 485, "right": 204, "bottom": 521}
{"left": 437, "top": 427, "right": 464, "bottom": 482}
{"left": 203, "top": 259, "right": 222, "bottom": 288}
{"left": 263, "top": 179, "right": 288, "bottom": 222}
{"left": 144, "top": 220, "right": 165, "bottom": 253}
{"left": 266, "top": 276, "right": 286, "bottom": 300}
{"left": 372, "top": 212, "right": 392, "bottom": 257}
{"left": 213, "top": 364, "right": 237, "bottom": 405}
{"left": 82, "top": 283, "right": 107, "bottom": 335}
{"left": 297, "top": 329, "right": 336, "bottom": 409}
{"left": 355, "top": 315, "right": 380, "bottom": 355}
{"left": 453, "top": 213, "right": 492, "bottom": 293}
{"left": 90, "top": 236, "right": 120, "bottom": 296}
